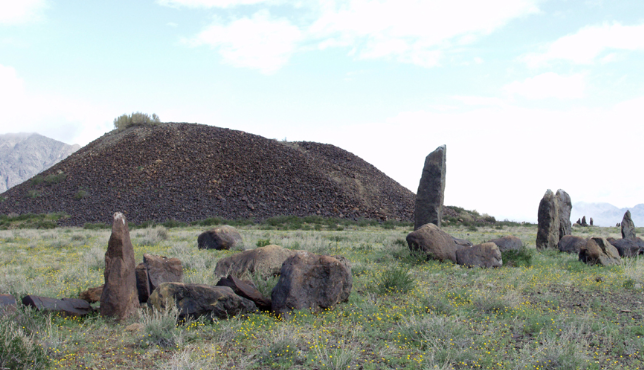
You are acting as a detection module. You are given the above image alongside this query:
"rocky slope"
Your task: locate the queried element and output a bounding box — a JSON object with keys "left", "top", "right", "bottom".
{"left": 0, "top": 133, "right": 80, "bottom": 193}
{"left": 0, "top": 123, "right": 416, "bottom": 226}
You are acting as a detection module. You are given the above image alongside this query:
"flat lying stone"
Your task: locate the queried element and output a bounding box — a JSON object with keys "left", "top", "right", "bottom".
{"left": 22, "top": 295, "right": 93, "bottom": 317}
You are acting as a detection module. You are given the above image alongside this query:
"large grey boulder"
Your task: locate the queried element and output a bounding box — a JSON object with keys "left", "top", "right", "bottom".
{"left": 100, "top": 212, "right": 139, "bottom": 322}
{"left": 197, "top": 225, "right": 243, "bottom": 250}
{"left": 556, "top": 189, "right": 572, "bottom": 239}
{"left": 214, "top": 244, "right": 298, "bottom": 279}
{"left": 622, "top": 211, "right": 636, "bottom": 240}
{"left": 406, "top": 223, "right": 464, "bottom": 263}
{"left": 536, "top": 190, "right": 559, "bottom": 249}
{"left": 558, "top": 235, "right": 587, "bottom": 254}
{"left": 148, "top": 282, "right": 257, "bottom": 320}
{"left": 414, "top": 145, "right": 446, "bottom": 230}
{"left": 455, "top": 242, "right": 502, "bottom": 268}
{"left": 488, "top": 236, "right": 522, "bottom": 252}
{"left": 271, "top": 252, "right": 352, "bottom": 315}
{"left": 579, "top": 237, "right": 621, "bottom": 266}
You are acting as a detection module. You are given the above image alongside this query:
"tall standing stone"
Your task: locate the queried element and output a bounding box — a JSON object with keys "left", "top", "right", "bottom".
{"left": 537, "top": 189, "right": 559, "bottom": 249}
{"left": 100, "top": 212, "right": 139, "bottom": 322}
{"left": 622, "top": 210, "right": 636, "bottom": 239}
{"left": 555, "top": 189, "right": 572, "bottom": 240}
{"left": 414, "top": 145, "right": 446, "bottom": 230}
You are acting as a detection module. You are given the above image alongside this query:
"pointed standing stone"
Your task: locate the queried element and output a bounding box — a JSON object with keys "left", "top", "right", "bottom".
{"left": 622, "top": 210, "right": 636, "bottom": 239}
{"left": 537, "top": 189, "right": 559, "bottom": 249}
{"left": 414, "top": 145, "right": 446, "bottom": 230}
{"left": 555, "top": 189, "right": 572, "bottom": 240}
{"left": 100, "top": 212, "right": 139, "bottom": 321}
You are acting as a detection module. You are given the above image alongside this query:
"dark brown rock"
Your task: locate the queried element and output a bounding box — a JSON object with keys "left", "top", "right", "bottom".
{"left": 556, "top": 189, "right": 572, "bottom": 239}
{"left": 22, "top": 295, "right": 93, "bottom": 317}
{"left": 558, "top": 235, "right": 587, "bottom": 254}
{"left": 407, "top": 223, "right": 464, "bottom": 263}
{"left": 455, "top": 242, "right": 502, "bottom": 268}
{"left": 590, "top": 218, "right": 593, "bottom": 226}
{"left": 579, "top": 237, "right": 621, "bottom": 266}
{"left": 581, "top": 216, "right": 588, "bottom": 227}
{"left": 135, "top": 263, "right": 150, "bottom": 303}
{"left": 609, "top": 237, "right": 644, "bottom": 257}
{"left": 488, "top": 236, "right": 522, "bottom": 252}
{"left": 414, "top": 145, "right": 446, "bottom": 230}
{"left": 100, "top": 212, "right": 139, "bottom": 322}
{"left": 622, "top": 210, "right": 636, "bottom": 239}
{"left": 0, "top": 294, "right": 17, "bottom": 315}
{"left": 536, "top": 190, "right": 559, "bottom": 249}
{"left": 198, "top": 225, "right": 243, "bottom": 250}
{"left": 148, "top": 282, "right": 257, "bottom": 320}
{"left": 214, "top": 244, "right": 298, "bottom": 279}
{"left": 216, "top": 275, "right": 271, "bottom": 311}
{"left": 79, "top": 285, "right": 103, "bottom": 303}
{"left": 271, "top": 252, "right": 352, "bottom": 314}
{"left": 144, "top": 254, "right": 183, "bottom": 293}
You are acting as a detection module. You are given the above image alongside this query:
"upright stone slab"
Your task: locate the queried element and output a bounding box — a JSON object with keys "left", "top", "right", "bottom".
{"left": 622, "top": 210, "right": 636, "bottom": 239}
{"left": 555, "top": 189, "right": 572, "bottom": 240}
{"left": 414, "top": 145, "right": 446, "bottom": 230}
{"left": 536, "top": 189, "right": 559, "bottom": 249}
{"left": 100, "top": 212, "right": 139, "bottom": 322}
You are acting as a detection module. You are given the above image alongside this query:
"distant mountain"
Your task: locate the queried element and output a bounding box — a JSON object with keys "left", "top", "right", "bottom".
{"left": 571, "top": 202, "right": 644, "bottom": 227}
{"left": 0, "top": 133, "right": 80, "bottom": 193}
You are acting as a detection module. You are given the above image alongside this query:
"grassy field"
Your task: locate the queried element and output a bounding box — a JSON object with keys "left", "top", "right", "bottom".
{"left": 2, "top": 223, "right": 644, "bottom": 369}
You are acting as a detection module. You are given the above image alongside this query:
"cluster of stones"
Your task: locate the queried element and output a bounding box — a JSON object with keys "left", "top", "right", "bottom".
{"left": 574, "top": 216, "right": 593, "bottom": 227}
{"left": 0, "top": 123, "right": 415, "bottom": 225}
{"left": 408, "top": 145, "right": 511, "bottom": 268}
{"left": 536, "top": 189, "right": 572, "bottom": 249}
{"left": 558, "top": 210, "right": 644, "bottom": 265}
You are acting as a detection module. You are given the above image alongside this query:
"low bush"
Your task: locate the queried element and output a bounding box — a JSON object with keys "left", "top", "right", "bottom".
{"left": 114, "top": 112, "right": 161, "bottom": 130}
{"left": 0, "top": 310, "right": 50, "bottom": 370}
{"left": 502, "top": 247, "right": 532, "bottom": 267}
{"left": 74, "top": 190, "right": 88, "bottom": 200}
{"left": 375, "top": 265, "right": 415, "bottom": 294}
{"left": 256, "top": 239, "right": 271, "bottom": 248}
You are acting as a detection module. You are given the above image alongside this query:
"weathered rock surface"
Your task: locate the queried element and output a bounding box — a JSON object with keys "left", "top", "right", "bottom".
{"left": 100, "top": 212, "right": 139, "bottom": 322}
{"left": 144, "top": 254, "right": 183, "bottom": 293}
{"left": 216, "top": 275, "right": 271, "bottom": 311}
{"left": 452, "top": 237, "right": 473, "bottom": 248}
{"left": 135, "top": 263, "right": 150, "bottom": 303}
{"left": 271, "top": 252, "right": 352, "bottom": 315}
{"left": 414, "top": 145, "right": 446, "bottom": 230}
{"left": 622, "top": 210, "right": 636, "bottom": 239}
{"left": 79, "top": 285, "right": 103, "bottom": 303}
{"left": 198, "top": 226, "right": 243, "bottom": 250}
{"left": 609, "top": 237, "right": 644, "bottom": 257}
{"left": 214, "top": 244, "right": 298, "bottom": 279}
{"left": 537, "top": 190, "right": 559, "bottom": 249}
{"left": 581, "top": 216, "right": 588, "bottom": 227}
{"left": 0, "top": 294, "right": 17, "bottom": 314}
{"left": 488, "top": 236, "right": 522, "bottom": 252}
{"left": 148, "top": 282, "right": 257, "bottom": 319}
{"left": 456, "top": 242, "right": 502, "bottom": 268}
{"left": 407, "top": 223, "right": 464, "bottom": 263}
{"left": 22, "top": 295, "right": 92, "bottom": 317}
{"left": 0, "top": 123, "right": 415, "bottom": 225}
{"left": 556, "top": 189, "right": 572, "bottom": 239}
{"left": 558, "top": 235, "right": 587, "bottom": 254}
{"left": 579, "top": 237, "right": 621, "bottom": 266}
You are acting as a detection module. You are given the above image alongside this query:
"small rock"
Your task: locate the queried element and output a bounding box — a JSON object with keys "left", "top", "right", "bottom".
{"left": 455, "top": 242, "right": 502, "bottom": 268}
{"left": 125, "top": 323, "right": 144, "bottom": 332}
{"left": 79, "top": 285, "right": 103, "bottom": 303}
{"left": 558, "top": 235, "right": 587, "bottom": 254}
{"left": 488, "top": 235, "right": 522, "bottom": 252}
{"left": 406, "top": 223, "right": 465, "bottom": 263}
{"left": 22, "top": 295, "right": 93, "bottom": 317}
{"left": 216, "top": 275, "right": 271, "bottom": 311}
{"left": 214, "top": 244, "right": 298, "bottom": 279}
{"left": 197, "top": 225, "right": 243, "bottom": 250}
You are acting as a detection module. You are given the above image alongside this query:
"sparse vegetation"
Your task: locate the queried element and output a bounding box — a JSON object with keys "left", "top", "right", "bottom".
{"left": 0, "top": 223, "right": 641, "bottom": 369}
{"left": 74, "top": 189, "right": 88, "bottom": 200}
{"left": 113, "top": 112, "right": 161, "bottom": 130}
{"left": 0, "top": 213, "right": 66, "bottom": 230}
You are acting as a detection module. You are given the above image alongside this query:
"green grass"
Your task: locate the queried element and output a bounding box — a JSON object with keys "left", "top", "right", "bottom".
{"left": 0, "top": 223, "right": 641, "bottom": 369}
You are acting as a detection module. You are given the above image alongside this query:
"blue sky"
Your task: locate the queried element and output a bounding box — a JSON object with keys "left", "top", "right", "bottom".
{"left": 1, "top": 0, "right": 643, "bottom": 222}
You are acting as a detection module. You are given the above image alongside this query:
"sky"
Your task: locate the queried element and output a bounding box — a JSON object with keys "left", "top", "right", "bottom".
{"left": 1, "top": 0, "right": 643, "bottom": 223}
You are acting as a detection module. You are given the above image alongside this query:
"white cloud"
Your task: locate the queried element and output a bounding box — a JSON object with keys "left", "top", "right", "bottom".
{"left": 0, "top": 64, "right": 114, "bottom": 146}
{"left": 174, "top": 0, "right": 541, "bottom": 71}
{"left": 522, "top": 22, "right": 644, "bottom": 67}
{"left": 503, "top": 72, "right": 586, "bottom": 99}
{"left": 309, "top": 0, "right": 541, "bottom": 67}
{"left": 187, "top": 11, "right": 303, "bottom": 74}
{"left": 157, "top": 0, "right": 277, "bottom": 8}
{"left": 0, "top": 0, "right": 47, "bottom": 25}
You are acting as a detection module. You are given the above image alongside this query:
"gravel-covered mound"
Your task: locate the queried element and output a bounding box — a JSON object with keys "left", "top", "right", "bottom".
{"left": 0, "top": 123, "right": 415, "bottom": 226}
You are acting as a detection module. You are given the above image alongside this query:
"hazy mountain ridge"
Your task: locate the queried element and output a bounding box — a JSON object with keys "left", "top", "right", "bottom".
{"left": 0, "top": 133, "right": 80, "bottom": 193}
{"left": 571, "top": 202, "right": 644, "bottom": 227}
